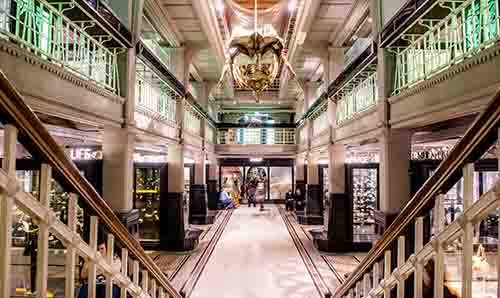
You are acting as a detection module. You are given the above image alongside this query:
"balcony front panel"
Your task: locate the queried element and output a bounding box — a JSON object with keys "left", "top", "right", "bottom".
{"left": 335, "top": 105, "right": 382, "bottom": 144}
{"left": 215, "top": 144, "right": 298, "bottom": 157}
{"left": 391, "top": 0, "right": 500, "bottom": 96}
{"left": 389, "top": 41, "right": 500, "bottom": 129}
{"left": 217, "top": 127, "right": 296, "bottom": 145}
{"left": 134, "top": 111, "right": 178, "bottom": 141}
{"left": 0, "top": 40, "right": 124, "bottom": 126}
{"left": 0, "top": 0, "right": 123, "bottom": 94}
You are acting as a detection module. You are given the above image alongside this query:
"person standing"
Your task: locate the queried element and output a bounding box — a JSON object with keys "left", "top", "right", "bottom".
{"left": 285, "top": 190, "right": 294, "bottom": 211}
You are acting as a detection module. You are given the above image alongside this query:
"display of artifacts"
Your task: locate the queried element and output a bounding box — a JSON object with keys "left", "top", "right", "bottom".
{"left": 351, "top": 168, "right": 378, "bottom": 242}
{"left": 184, "top": 167, "right": 191, "bottom": 228}
{"left": 221, "top": 167, "right": 244, "bottom": 206}
{"left": 245, "top": 166, "right": 268, "bottom": 204}
{"left": 269, "top": 167, "right": 292, "bottom": 201}
{"left": 135, "top": 167, "right": 161, "bottom": 240}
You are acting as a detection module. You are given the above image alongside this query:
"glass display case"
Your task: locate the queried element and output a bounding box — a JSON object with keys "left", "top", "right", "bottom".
{"left": 134, "top": 165, "right": 162, "bottom": 241}
{"left": 348, "top": 164, "right": 380, "bottom": 243}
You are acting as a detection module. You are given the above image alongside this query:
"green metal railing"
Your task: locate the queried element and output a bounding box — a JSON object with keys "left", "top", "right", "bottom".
{"left": 136, "top": 60, "right": 177, "bottom": 121}
{"left": 312, "top": 109, "right": 329, "bottom": 136}
{"left": 218, "top": 127, "right": 296, "bottom": 145}
{"left": 392, "top": 0, "right": 500, "bottom": 95}
{"left": 184, "top": 102, "right": 201, "bottom": 135}
{"left": 0, "top": 0, "right": 122, "bottom": 93}
{"left": 336, "top": 71, "right": 378, "bottom": 124}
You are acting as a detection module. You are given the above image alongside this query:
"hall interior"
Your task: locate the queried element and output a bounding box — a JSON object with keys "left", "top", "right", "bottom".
{"left": 0, "top": 0, "right": 499, "bottom": 297}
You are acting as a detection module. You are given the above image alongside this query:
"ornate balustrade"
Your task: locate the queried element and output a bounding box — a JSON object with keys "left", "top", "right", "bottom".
{"left": 390, "top": 0, "right": 500, "bottom": 96}
{"left": 334, "top": 89, "right": 500, "bottom": 298}
{"left": 0, "top": 71, "right": 181, "bottom": 297}
{"left": 217, "top": 127, "right": 296, "bottom": 145}
{"left": 335, "top": 67, "right": 378, "bottom": 124}
{"left": 136, "top": 59, "right": 178, "bottom": 122}
{"left": 0, "top": 0, "right": 125, "bottom": 94}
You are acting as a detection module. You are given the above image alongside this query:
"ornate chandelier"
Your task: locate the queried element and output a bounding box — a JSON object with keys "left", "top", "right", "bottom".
{"left": 218, "top": 0, "right": 296, "bottom": 102}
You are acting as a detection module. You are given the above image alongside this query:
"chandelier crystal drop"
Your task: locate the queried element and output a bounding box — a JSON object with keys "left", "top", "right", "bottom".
{"left": 217, "top": 0, "right": 296, "bottom": 102}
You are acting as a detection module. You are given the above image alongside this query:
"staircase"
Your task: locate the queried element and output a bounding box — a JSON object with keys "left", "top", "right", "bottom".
{"left": 0, "top": 71, "right": 181, "bottom": 297}
{"left": 333, "top": 90, "right": 500, "bottom": 297}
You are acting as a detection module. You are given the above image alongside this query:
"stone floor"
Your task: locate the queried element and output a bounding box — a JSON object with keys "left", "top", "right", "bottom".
{"left": 190, "top": 205, "right": 319, "bottom": 298}
{"left": 151, "top": 205, "right": 368, "bottom": 298}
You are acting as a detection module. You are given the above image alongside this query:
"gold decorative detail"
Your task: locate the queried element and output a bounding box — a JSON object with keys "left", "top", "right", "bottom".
{"left": 217, "top": 0, "right": 295, "bottom": 102}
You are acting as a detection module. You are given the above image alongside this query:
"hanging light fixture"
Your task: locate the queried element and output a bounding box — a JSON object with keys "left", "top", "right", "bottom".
{"left": 217, "top": 0, "right": 296, "bottom": 102}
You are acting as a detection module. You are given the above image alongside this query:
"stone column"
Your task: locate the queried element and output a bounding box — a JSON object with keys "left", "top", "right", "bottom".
{"left": 103, "top": 44, "right": 136, "bottom": 218}
{"left": 318, "top": 143, "right": 353, "bottom": 252}
{"left": 295, "top": 154, "right": 306, "bottom": 195}
{"left": 207, "top": 157, "right": 219, "bottom": 210}
{"left": 189, "top": 151, "right": 214, "bottom": 224}
{"left": 379, "top": 129, "right": 411, "bottom": 224}
{"left": 102, "top": 127, "right": 135, "bottom": 214}
{"left": 298, "top": 153, "right": 323, "bottom": 225}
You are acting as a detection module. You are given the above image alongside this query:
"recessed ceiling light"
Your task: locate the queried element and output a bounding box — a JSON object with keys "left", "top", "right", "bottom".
{"left": 367, "top": 17, "right": 373, "bottom": 23}
{"left": 288, "top": 1, "right": 296, "bottom": 12}
{"left": 233, "top": 100, "right": 237, "bottom": 104}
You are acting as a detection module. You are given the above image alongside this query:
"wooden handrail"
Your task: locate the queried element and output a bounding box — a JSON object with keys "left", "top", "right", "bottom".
{"left": 333, "top": 88, "right": 500, "bottom": 298}
{"left": 0, "top": 70, "right": 182, "bottom": 297}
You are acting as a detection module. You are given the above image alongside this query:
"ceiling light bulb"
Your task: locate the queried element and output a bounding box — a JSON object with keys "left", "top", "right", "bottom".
{"left": 368, "top": 17, "right": 373, "bottom": 23}
{"left": 288, "top": 1, "right": 296, "bottom": 12}
{"left": 229, "top": 47, "right": 237, "bottom": 55}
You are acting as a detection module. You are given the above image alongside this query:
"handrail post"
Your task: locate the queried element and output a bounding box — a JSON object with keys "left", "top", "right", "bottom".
{"left": 65, "top": 193, "right": 78, "bottom": 298}
{"left": 397, "top": 236, "right": 405, "bottom": 298}
{"left": 434, "top": 194, "right": 445, "bottom": 298}
{"left": 383, "top": 250, "right": 391, "bottom": 298}
{"left": 36, "top": 164, "right": 52, "bottom": 298}
{"left": 106, "top": 234, "right": 115, "bottom": 298}
{"left": 89, "top": 216, "right": 99, "bottom": 298}
{"left": 414, "top": 217, "right": 424, "bottom": 298}
{"left": 462, "top": 163, "right": 474, "bottom": 298}
{"left": 120, "top": 248, "right": 128, "bottom": 298}
{"left": 0, "top": 124, "right": 17, "bottom": 298}
{"left": 142, "top": 270, "right": 149, "bottom": 294}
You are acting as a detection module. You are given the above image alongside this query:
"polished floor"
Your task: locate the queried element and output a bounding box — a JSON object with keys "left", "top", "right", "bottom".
{"left": 190, "top": 205, "right": 319, "bottom": 298}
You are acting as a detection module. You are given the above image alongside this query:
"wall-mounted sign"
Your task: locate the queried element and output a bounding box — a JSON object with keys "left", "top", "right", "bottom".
{"left": 69, "top": 148, "right": 103, "bottom": 160}
{"left": 345, "top": 152, "right": 379, "bottom": 164}
{"left": 411, "top": 148, "right": 450, "bottom": 160}
{"left": 133, "top": 153, "right": 167, "bottom": 163}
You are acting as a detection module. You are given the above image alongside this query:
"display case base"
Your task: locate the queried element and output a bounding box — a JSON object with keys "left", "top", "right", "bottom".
{"left": 297, "top": 214, "right": 324, "bottom": 225}
{"left": 161, "top": 227, "right": 203, "bottom": 251}
{"left": 190, "top": 210, "right": 218, "bottom": 224}
{"left": 310, "top": 228, "right": 373, "bottom": 252}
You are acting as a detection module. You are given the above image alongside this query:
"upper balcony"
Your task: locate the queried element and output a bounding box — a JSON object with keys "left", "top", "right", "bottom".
{"left": 384, "top": 0, "right": 500, "bottom": 128}
{"left": 0, "top": 0, "right": 130, "bottom": 127}
{"left": 215, "top": 126, "right": 297, "bottom": 157}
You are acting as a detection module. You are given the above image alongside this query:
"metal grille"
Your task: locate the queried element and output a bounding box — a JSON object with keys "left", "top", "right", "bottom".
{"left": 391, "top": 0, "right": 500, "bottom": 95}
{"left": 218, "top": 128, "right": 296, "bottom": 145}
{"left": 0, "top": 0, "right": 123, "bottom": 93}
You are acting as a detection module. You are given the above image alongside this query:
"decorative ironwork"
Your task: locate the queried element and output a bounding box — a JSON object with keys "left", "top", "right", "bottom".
{"left": 218, "top": 127, "right": 295, "bottom": 145}
{"left": 0, "top": 0, "right": 123, "bottom": 93}
{"left": 391, "top": 0, "right": 500, "bottom": 95}
{"left": 335, "top": 69, "right": 378, "bottom": 124}
{"left": 135, "top": 59, "right": 178, "bottom": 122}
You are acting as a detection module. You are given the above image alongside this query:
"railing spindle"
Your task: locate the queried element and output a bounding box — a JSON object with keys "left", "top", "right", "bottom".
{"left": 36, "top": 164, "right": 52, "bottom": 298}
{"left": 397, "top": 236, "right": 405, "bottom": 298}
{"left": 383, "top": 251, "right": 391, "bottom": 298}
{"left": 88, "top": 216, "right": 99, "bottom": 298}
{"left": 0, "top": 124, "right": 17, "bottom": 298}
{"left": 142, "top": 270, "right": 149, "bottom": 294}
{"left": 434, "top": 194, "right": 445, "bottom": 298}
{"left": 106, "top": 234, "right": 115, "bottom": 298}
{"left": 120, "top": 248, "right": 128, "bottom": 298}
{"left": 133, "top": 260, "right": 140, "bottom": 288}
{"left": 414, "top": 217, "right": 424, "bottom": 298}
{"left": 65, "top": 193, "right": 78, "bottom": 298}
{"left": 152, "top": 279, "right": 157, "bottom": 298}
